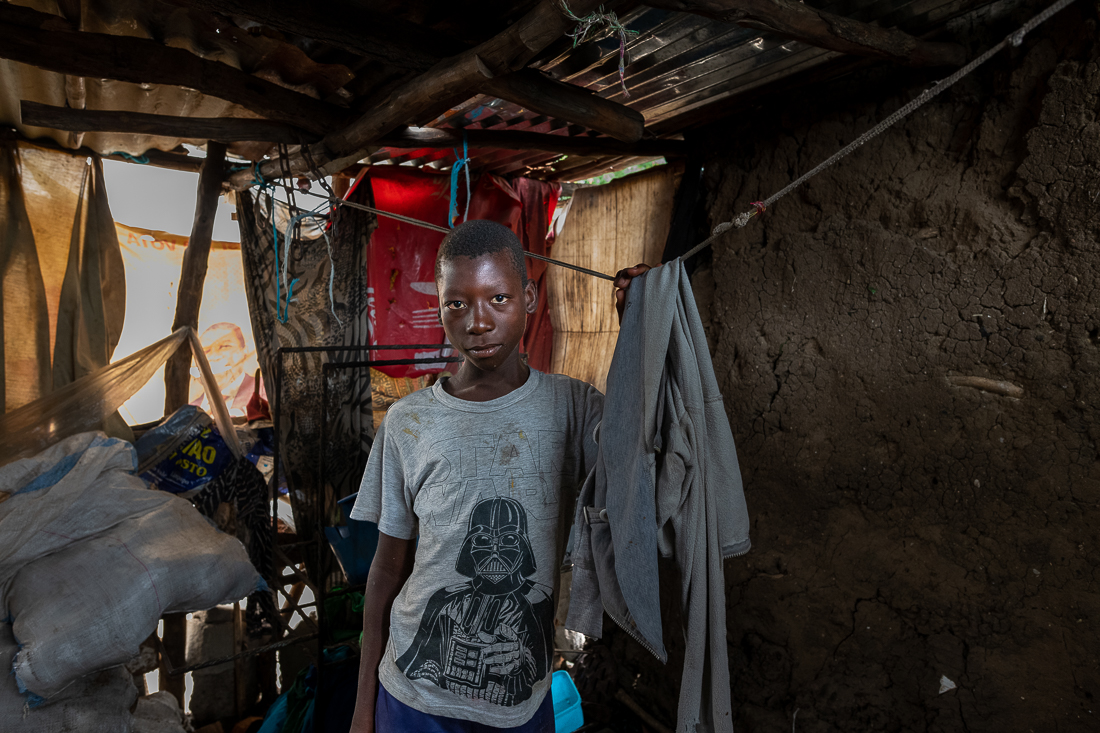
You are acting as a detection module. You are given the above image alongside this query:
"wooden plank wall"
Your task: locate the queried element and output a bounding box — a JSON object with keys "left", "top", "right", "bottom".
{"left": 548, "top": 162, "right": 683, "bottom": 391}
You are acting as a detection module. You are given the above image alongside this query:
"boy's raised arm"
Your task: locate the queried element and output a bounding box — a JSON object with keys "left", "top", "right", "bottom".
{"left": 350, "top": 532, "right": 416, "bottom": 733}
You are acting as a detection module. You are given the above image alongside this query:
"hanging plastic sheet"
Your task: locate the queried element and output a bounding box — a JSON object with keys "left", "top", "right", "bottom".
{"left": 0, "top": 141, "right": 126, "bottom": 430}
{"left": 0, "top": 327, "right": 241, "bottom": 467}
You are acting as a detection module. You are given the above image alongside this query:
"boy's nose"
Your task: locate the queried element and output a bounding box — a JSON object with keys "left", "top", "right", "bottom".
{"left": 467, "top": 304, "right": 494, "bottom": 334}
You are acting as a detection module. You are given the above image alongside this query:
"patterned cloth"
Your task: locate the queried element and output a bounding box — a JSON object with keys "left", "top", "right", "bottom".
{"left": 237, "top": 187, "right": 375, "bottom": 585}
{"left": 192, "top": 456, "right": 278, "bottom": 635}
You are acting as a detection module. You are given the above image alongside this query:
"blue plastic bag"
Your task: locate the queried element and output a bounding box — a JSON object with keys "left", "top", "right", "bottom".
{"left": 136, "top": 406, "right": 233, "bottom": 494}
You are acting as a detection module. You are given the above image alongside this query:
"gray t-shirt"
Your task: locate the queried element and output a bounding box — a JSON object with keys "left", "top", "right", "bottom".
{"left": 350, "top": 369, "right": 602, "bottom": 726}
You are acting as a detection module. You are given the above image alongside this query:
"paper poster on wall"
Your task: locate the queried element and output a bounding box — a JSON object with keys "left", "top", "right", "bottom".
{"left": 113, "top": 223, "right": 259, "bottom": 424}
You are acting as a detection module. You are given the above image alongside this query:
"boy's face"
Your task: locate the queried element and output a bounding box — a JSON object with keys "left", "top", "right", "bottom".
{"left": 437, "top": 251, "right": 536, "bottom": 373}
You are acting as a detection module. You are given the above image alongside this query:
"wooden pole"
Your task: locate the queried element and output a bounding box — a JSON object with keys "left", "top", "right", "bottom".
{"left": 159, "top": 614, "right": 188, "bottom": 706}
{"left": 158, "top": 141, "right": 226, "bottom": 708}
{"left": 20, "top": 101, "right": 316, "bottom": 144}
{"left": 0, "top": 126, "right": 206, "bottom": 173}
{"left": 19, "top": 102, "right": 673, "bottom": 158}
{"left": 481, "top": 70, "right": 645, "bottom": 143}
{"left": 164, "top": 141, "right": 227, "bottom": 414}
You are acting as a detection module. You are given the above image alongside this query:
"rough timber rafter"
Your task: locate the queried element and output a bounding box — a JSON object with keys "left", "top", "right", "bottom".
{"left": 225, "top": 0, "right": 608, "bottom": 190}
{"left": 644, "top": 0, "right": 965, "bottom": 67}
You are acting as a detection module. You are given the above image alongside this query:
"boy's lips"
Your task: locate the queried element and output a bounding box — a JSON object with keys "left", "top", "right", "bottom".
{"left": 466, "top": 344, "right": 501, "bottom": 358}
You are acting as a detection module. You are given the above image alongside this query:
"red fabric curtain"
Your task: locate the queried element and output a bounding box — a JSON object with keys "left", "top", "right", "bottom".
{"left": 513, "top": 178, "right": 560, "bottom": 373}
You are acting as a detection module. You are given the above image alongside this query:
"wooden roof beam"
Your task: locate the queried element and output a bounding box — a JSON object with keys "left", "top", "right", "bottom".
{"left": 377, "top": 127, "right": 685, "bottom": 158}
{"left": 0, "top": 126, "right": 206, "bottom": 172}
{"left": 226, "top": 0, "right": 609, "bottom": 190}
{"left": 483, "top": 70, "right": 644, "bottom": 144}
{"left": 168, "top": 0, "right": 645, "bottom": 143}
{"left": 164, "top": 0, "right": 464, "bottom": 73}
{"left": 20, "top": 101, "right": 317, "bottom": 145}
{"left": 644, "top": 0, "right": 965, "bottom": 67}
{"left": 0, "top": 3, "right": 349, "bottom": 136}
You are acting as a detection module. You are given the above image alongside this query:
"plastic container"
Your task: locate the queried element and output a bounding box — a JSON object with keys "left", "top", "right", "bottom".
{"left": 551, "top": 669, "right": 584, "bottom": 733}
{"left": 324, "top": 493, "right": 379, "bottom": 586}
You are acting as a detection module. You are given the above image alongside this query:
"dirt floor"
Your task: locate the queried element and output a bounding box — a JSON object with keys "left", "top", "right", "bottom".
{"left": 580, "top": 3, "right": 1100, "bottom": 731}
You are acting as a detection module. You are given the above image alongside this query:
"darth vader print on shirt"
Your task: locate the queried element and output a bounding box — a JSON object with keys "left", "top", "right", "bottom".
{"left": 395, "top": 497, "right": 554, "bottom": 706}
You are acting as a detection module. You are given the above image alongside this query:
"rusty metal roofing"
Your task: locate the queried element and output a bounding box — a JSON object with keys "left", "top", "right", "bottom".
{"left": 1, "top": 0, "right": 992, "bottom": 180}
{"left": 367, "top": 0, "right": 993, "bottom": 181}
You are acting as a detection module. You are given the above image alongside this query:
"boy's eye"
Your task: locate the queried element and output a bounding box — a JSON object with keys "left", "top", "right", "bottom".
{"left": 491, "top": 294, "right": 508, "bottom": 304}
{"left": 444, "top": 301, "right": 465, "bottom": 310}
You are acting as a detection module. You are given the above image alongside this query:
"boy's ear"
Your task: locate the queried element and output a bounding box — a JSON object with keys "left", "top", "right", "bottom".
{"left": 524, "top": 279, "right": 538, "bottom": 314}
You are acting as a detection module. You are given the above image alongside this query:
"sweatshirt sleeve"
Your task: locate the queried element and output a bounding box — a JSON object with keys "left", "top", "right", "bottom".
{"left": 349, "top": 417, "right": 419, "bottom": 539}
{"left": 579, "top": 382, "right": 604, "bottom": 479}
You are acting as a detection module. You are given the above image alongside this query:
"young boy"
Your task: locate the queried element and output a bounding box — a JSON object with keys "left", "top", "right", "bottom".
{"left": 348, "top": 219, "right": 647, "bottom": 732}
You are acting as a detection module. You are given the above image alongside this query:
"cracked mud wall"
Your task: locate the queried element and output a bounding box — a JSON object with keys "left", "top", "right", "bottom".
{"left": 603, "top": 3, "right": 1100, "bottom": 732}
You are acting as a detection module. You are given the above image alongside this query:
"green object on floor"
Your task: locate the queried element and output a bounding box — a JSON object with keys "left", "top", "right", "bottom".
{"left": 323, "top": 587, "right": 365, "bottom": 643}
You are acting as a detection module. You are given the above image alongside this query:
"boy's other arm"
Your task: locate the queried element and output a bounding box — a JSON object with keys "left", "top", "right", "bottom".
{"left": 614, "top": 264, "right": 653, "bottom": 323}
{"left": 350, "top": 532, "right": 416, "bottom": 733}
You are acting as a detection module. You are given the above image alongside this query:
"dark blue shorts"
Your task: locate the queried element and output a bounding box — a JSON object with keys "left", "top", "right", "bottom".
{"left": 375, "top": 683, "right": 554, "bottom": 733}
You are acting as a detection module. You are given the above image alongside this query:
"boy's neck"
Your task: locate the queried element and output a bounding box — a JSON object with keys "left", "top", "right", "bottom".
{"left": 441, "top": 353, "right": 530, "bottom": 402}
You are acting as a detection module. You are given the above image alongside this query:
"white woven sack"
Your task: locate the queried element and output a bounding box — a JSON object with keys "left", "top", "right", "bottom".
{"left": 10, "top": 494, "right": 261, "bottom": 699}
{"left": 0, "top": 624, "right": 136, "bottom": 733}
{"left": 132, "top": 691, "right": 188, "bottom": 733}
{"left": 0, "top": 432, "right": 170, "bottom": 614}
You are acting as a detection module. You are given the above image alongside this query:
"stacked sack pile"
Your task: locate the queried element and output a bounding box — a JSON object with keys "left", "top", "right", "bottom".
{"left": 0, "top": 432, "right": 264, "bottom": 731}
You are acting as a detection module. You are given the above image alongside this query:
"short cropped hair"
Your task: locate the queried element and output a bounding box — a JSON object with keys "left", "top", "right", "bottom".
{"left": 435, "top": 220, "right": 527, "bottom": 284}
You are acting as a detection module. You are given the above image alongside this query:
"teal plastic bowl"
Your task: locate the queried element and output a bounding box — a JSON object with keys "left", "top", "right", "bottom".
{"left": 551, "top": 670, "right": 584, "bottom": 733}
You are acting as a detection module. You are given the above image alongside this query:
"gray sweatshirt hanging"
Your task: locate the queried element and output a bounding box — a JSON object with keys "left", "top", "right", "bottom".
{"left": 566, "top": 258, "right": 751, "bottom": 733}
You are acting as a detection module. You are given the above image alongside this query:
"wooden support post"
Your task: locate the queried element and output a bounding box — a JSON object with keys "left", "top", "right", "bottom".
{"left": 233, "top": 601, "right": 248, "bottom": 717}
{"left": 159, "top": 614, "right": 187, "bottom": 707}
{"left": 62, "top": 75, "right": 85, "bottom": 149}
{"left": 159, "top": 142, "right": 226, "bottom": 707}
{"left": 164, "top": 142, "right": 227, "bottom": 414}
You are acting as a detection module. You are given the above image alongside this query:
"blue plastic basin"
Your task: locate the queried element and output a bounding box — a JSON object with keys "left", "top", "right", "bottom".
{"left": 551, "top": 669, "right": 584, "bottom": 733}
